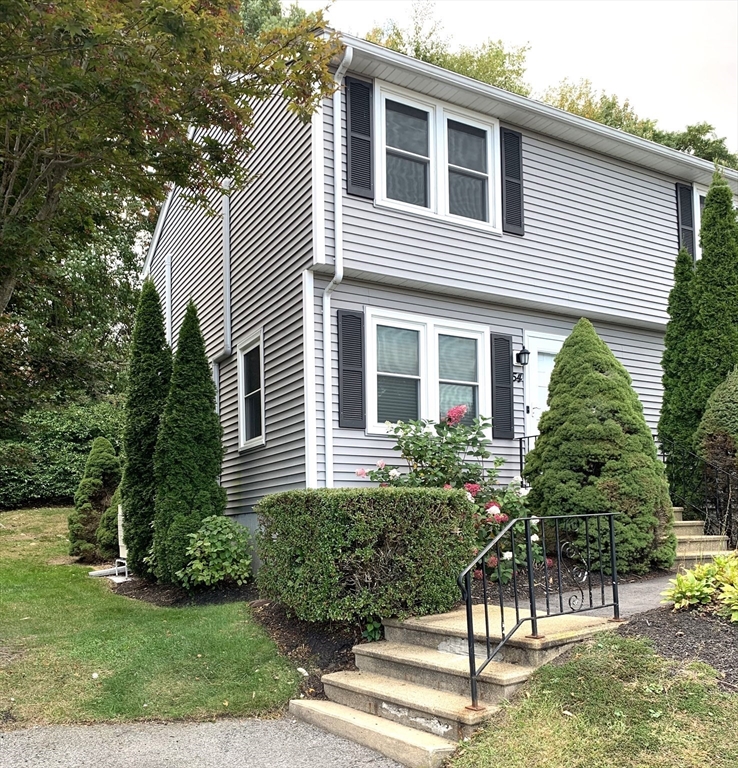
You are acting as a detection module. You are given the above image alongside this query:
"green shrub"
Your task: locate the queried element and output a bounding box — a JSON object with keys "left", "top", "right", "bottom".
{"left": 523, "top": 318, "right": 676, "bottom": 574}
{"left": 152, "top": 301, "right": 226, "bottom": 584}
{"left": 96, "top": 486, "right": 122, "bottom": 562}
{"left": 68, "top": 437, "right": 121, "bottom": 562}
{"left": 176, "top": 515, "right": 252, "bottom": 589}
{"left": 0, "top": 399, "right": 124, "bottom": 509}
{"left": 663, "top": 552, "right": 738, "bottom": 623}
{"left": 256, "top": 487, "right": 476, "bottom": 624}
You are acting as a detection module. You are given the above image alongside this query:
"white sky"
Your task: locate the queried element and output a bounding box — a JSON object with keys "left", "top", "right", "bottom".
{"left": 296, "top": 0, "right": 738, "bottom": 151}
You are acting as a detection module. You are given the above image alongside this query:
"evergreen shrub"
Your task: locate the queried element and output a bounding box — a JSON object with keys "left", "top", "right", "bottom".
{"left": 256, "top": 487, "right": 476, "bottom": 623}
{"left": 151, "top": 301, "right": 225, "bottom": 584}
{"left": 68, "top": 437, "right": 121, "bottom": 562}
{"left": 96, "top": 486, "right": 122, "bottom": 561}
{"left": 120, "top": 279, "right": 172, "bottom": 576}
{"left": 523, "top": 318, "right": 676, "bottom": 574}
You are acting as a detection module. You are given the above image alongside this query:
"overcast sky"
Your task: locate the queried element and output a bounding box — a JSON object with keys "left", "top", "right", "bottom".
{"left": 296, "top": 0, "right": 738, "bottom": 151}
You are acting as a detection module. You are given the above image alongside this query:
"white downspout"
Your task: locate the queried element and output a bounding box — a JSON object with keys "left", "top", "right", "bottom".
{"left": 213, "top": 179, "right": 233, "bottom": 415}
{"left": 322, "top": 46, "right": 353, "bottom": 488}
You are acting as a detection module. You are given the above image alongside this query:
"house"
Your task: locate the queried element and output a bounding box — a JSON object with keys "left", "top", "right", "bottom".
{"left": 142, "top": 34, "right": 738, "bottom": 533}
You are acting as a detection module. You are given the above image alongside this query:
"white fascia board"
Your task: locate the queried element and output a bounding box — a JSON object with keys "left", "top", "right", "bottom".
{"left": 141, "top": 187, "right": 175, "bottom": 277}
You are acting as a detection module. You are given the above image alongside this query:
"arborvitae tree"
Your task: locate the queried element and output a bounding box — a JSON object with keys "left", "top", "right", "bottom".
{"left": 68, "top": 437, "right": 121, "bottom": 562}
{"left": 151, "top": 301, "right": 226, "bottom": 584}
{"left": 96, "top": 486, "right": 122, "bottom": 562}
{"left": 688, "top": 173, "right": 738, "bottom": 440}
{"left": 121, "top": 280, "right": 172, "bottom": 576}
{"left": 524, "top": 318, "right": 676, "bottom": 574}
{"left": 659, "top": 247, "right": 698, "bottom": 452}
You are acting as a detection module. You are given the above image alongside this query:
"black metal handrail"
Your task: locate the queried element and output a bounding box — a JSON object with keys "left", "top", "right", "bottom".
{"left": 458, "top": 512, "right": 621, "bottom": 710}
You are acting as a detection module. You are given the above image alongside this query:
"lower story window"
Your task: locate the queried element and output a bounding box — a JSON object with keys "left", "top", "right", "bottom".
{"left": 366, "top": 309, "right": 489, "bottom": 433}
{"left": 238, "top": 330, "right": 265, "bottom": 449}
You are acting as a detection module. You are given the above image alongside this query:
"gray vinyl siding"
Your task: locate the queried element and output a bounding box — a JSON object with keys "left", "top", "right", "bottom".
{"left": 148, "top": 94, "right": 313, "bottom": 516}
{"left": 318, "top": 278, "right": 664, "bottom": 488}
{"left": 335, "top": 78, "right": 680, "bottom": 330}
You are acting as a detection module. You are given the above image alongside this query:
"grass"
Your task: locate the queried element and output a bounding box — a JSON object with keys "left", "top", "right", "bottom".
{"left": 0, "top": 507, "right": 299, "bottom": 726}
{"left": 450, "top": 634, "right": 738, "bottom": 768}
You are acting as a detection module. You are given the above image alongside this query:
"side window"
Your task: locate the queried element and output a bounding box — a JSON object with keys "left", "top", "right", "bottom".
{"left": 238, "top": 331, "right": 265, "bottom": 449}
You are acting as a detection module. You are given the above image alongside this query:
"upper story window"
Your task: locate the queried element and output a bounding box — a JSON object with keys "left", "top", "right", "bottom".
{"left": 376, "top": 85, "right": 501, "bottom": 230}
{"left": 238, "top": 329, "right": 265, "bottom": 450}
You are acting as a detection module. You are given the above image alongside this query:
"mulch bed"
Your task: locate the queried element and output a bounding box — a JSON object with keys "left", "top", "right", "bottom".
{"left": 110, "top": 578, "right": 361, "bottom": 699}
{"left": 619, "top": 607, "right": 738, "bottom": 692}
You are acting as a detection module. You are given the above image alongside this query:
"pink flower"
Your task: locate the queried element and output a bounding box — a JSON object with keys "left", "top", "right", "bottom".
{"left": 494, "top": 513, "right": 509, "bottom": 524}
{"left": 486, "top": 555, "right": 499, "bottom": 569}
{"left": 546, "top": 558, "right": 554, "bottom": 568}
{"left": 443, "top": 484, "right": 453, "bottom": 490}
{"left": 485, "top": 501, "right": 501, "bottom": 513}
{"left": 464, "top": 483, "right": 481, "bottom": 497}
{"left": 376, "top": 459, "right": 386, "bottom": 469}
{"left": 380, "top": 482, "right": 389, "bottom": 487}
{"left": 473, "top": 569, "right": 483, "bottom": 581}
{"left": 355, "top": 468, "right": 367, "bottom": 478}
{"left": 445, "top": 404, "right": 468, "bottom": 426}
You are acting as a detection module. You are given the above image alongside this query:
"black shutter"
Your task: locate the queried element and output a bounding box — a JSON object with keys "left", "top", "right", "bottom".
{"left": 337, "top": 310, "right": 365, "bottom": 429}
{"left": 501, "top": 128, "right": 525, "bottom": 235}
{"left": 676, "top": 183, "right": 695, "bottom": 258}
{"left": 491, "top": 335, "right": 515, "bottom": 440}
{"left": 346, "top": 77, "right": 373, "bottom": 199}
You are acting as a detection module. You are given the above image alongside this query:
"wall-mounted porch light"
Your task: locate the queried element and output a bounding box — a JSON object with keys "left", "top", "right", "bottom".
{"left": 513, "top": 345, "right": 530, "bottom": 382}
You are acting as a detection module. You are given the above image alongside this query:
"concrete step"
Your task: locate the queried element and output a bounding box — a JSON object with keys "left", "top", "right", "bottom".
{"left": 672, "top": 507, "right": 684, "bottom": 522}
{"left": 676, "top": 535, "right": 728, "bottom": 555}
{"left": 322, "top": 670, "right": 497, "bottom": 741}
{"left": 289, "top": 699, "right": 457, "bottom": 768}
{"left": 384, "top": 605, "right": 614, "bottom": 666}
{"left": 354, "top": 641, "right": 534, "bottom": 702}
{"left": 673, "top": 550, "right": 732, "bottom": 570}
{"left": 673, "top": 520, "right": 706, "bottom": 536}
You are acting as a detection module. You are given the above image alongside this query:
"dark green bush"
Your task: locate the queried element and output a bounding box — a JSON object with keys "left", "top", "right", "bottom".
{"left": 96, "top": 486, "right": 122, "bottom": 562}
{"left": 68, "top": 437, "right": 122, "bottom": 562}
{"left": 256, "top": 487, "right": 476, "bottom": 624}
{"left": 524, "top": 318, "right": 676, "bottom": 574}
{"left": 0, "top": 400, "right": 124, "bottom": 509}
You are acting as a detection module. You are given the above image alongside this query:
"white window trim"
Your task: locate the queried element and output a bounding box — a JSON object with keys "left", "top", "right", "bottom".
{"left": 693, "top": 184, "right": 708, "bottom": 261}
{"left": 237, "top": 328, "right": 266, "bottom": 451}
{"left": 374, "top": 81, "right": 502, "bottom": 234}
{"left": 365, "top": 307, "right": 491, "bottom": 436}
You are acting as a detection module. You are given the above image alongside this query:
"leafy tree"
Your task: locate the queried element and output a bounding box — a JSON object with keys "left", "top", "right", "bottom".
{"left": 241, "top": 0, "right": 308, "bottom": 37}
{"left": 523, "top": 318, "right": 675, "bottom": 574}
{"left": 366, "top": 1, "right": 530, "bottom": 96}
{"left": 152, "top": 301, "right": 226, "bottom": 584}
{"left": 658, "top": 247, "right": 698, "bottom": 453}
{"left": 121, "top": 280, "right": 172, "bottom": 577}
{"left": 0, "top": 0, "right": 340, "bottom": 315}
{"left": 96, "top": 485, "right": 122, "bottom": 562}
{"left": 68, "top": 436, "right": 121, "bottom": 562}
{"left": 653, "top": 123, "right": 738, "bottom": 170}
{"left": 688, "top": 173, "right": 738, "bottom": 437}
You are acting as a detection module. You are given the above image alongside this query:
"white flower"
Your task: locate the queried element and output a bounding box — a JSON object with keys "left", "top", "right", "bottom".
{"left": 518, "top": 487, "right": 531, "bottom": 497}
{"left": 512, "top": 475, "right": 523, "bottom": 484}
{"left": 423, "top": 425, "right": 436, "bottom": 435}
{"left": 466, "top": 492, "right": 475, "bottom": 502}
{"left": 92, "top": 673, "right": 99, "bottom": 679}
{"left": 388, "top": 468, "right": 400, "bottom": 480}
{"left": 502, "top": 551, "right": 513, "bottom": 561}
{"left": 530, "top": 515, "right": 540, "bottom": 526}
{"left": 376, "top": 459, "right": 386, "bottom": 469}
{"left": 384, "top": 421, "right": 393, "bottom": 429}
{"left": 530, "top": 534, "right": 540, "bottom": 543}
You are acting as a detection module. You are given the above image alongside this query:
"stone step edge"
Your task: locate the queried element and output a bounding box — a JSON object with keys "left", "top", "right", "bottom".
{"left": 354, "top": 642, "right": 534, "bottom": 685}
{"left": 674, "top": 535, "right": 728, "bottom": 543}
{"left": 289, "top": 699, "right": 457, "bottom": 768}
{"left": 323, "top": 670, "right": 498, "bottom": 725}
{"left": 675, "top": 550, "right": 732, "bottom": 561}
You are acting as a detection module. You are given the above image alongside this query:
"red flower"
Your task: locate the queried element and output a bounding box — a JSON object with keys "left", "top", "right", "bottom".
{"left": 445, "top": 404, "right": 468, "bottom": 426}
{"left": 485, "top": 501, "right": 501, "bottom": 513}
{"left": 486, "top": 555, "right": 499, "bottom": 569}
{"left": 464, "top": 483, "right": 481, "bottom": 497}
{"left": 494, "top": 512, "right": 509, "bottom": 524}
{"left": 546, "top": 557, "right": 554, "bottom": 568}
{"left": 473, "top": 569, "right": 483, "bottom": 581}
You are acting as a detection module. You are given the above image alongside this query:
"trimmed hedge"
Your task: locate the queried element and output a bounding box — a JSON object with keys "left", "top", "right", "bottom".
{"left": 256, "top": 487, "right": 476, "bottom": 624}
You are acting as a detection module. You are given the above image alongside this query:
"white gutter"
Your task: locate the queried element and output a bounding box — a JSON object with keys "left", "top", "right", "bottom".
{"left": 141, "top": 188, "right": 174, "bottom": 278}
{"left": 322, "top": 45, "right": 353, "bottom": 488}
{"left": 212, "top": 179, "right": 233, "bottom": 417}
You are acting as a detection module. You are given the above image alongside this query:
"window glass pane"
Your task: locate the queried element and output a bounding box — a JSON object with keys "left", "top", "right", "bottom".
{"left": 386, "top": 100, "right": 429, "bottom": 156}
{"left": 439, "top": 335, "right": 477, "bottom": 382}
{"left": 387, "top": 153, "right": 429, "bottom": 207}
{"left": 244, "top": 391, "right": 262, "bottom": 441}
{"left": 378, "top": 375, "right": 419, "bottom": 422}
{"left": 440, "top": 383, "right": 477, "bottom": 423}
{"left": 377, "top": 326, "right": 419, "bottom": 376}
{"left": 448, "top": 120, "right": 487, "bottom": 172}
{"left": 449, "top": 170, "right": 487, "bottom": 221}
{"left": 244, "top": 346, "right": 261, "bottom": 395}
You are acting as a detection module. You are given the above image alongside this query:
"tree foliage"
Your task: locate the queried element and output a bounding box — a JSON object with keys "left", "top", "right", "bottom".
{"left": 68, "top": 436, "right": 121, "bottom": 562}
{"left": 152, "top": 301, "right": 226, "bottom": 585}
{"left": 121, "top": 279, "right": 172, "bottom": 577}
{"left": 524, "top": 318, "right": 675, "bottom": 574}
{"left": 0, "top": 0, "right": 340, "bottom": 314}
{"left": 96, "top": 485, "right": 122, "bottom": 562}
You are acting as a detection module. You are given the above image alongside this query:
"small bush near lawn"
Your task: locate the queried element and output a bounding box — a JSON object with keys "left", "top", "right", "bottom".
{"left": 176, "top": 515, "right": 252, "bottom": 590}
{"left": 256, "top": 487, "right": 476, "bottom": 624}
{"left": 663, "top": 551, "right": 738, "bottom": 622}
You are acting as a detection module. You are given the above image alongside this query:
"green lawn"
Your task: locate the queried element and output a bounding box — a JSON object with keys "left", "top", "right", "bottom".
{"left": 0, "top": 507, "right": 298, "bottom": 726}
{"left": 450, "top": 634, "right": 738, "bottom": 768}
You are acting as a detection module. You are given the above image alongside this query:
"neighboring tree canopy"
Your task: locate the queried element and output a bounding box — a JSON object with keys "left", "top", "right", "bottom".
{"left": 152, "top": 301, "right": 226, "bottom": 585}
{"left": 121, "top": 280, "right": 172, "bottom": 577}
{"left": 524, "top": 318, "right": 676, "bottom": 574}
{"left": 0, "top": 0, "right": 340, "bottom": 314}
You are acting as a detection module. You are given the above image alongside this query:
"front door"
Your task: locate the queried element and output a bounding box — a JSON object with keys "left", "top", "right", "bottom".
{"left": 524, "top": 332, "right": 566, "bottom": 437}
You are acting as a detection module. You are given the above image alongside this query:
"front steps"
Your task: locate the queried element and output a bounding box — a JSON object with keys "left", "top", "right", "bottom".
{"left": 290, "top": 605, "right": 614, "bottom": 768}
{"left": 672, "top": 507, "right": 730, "bottom": 570}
